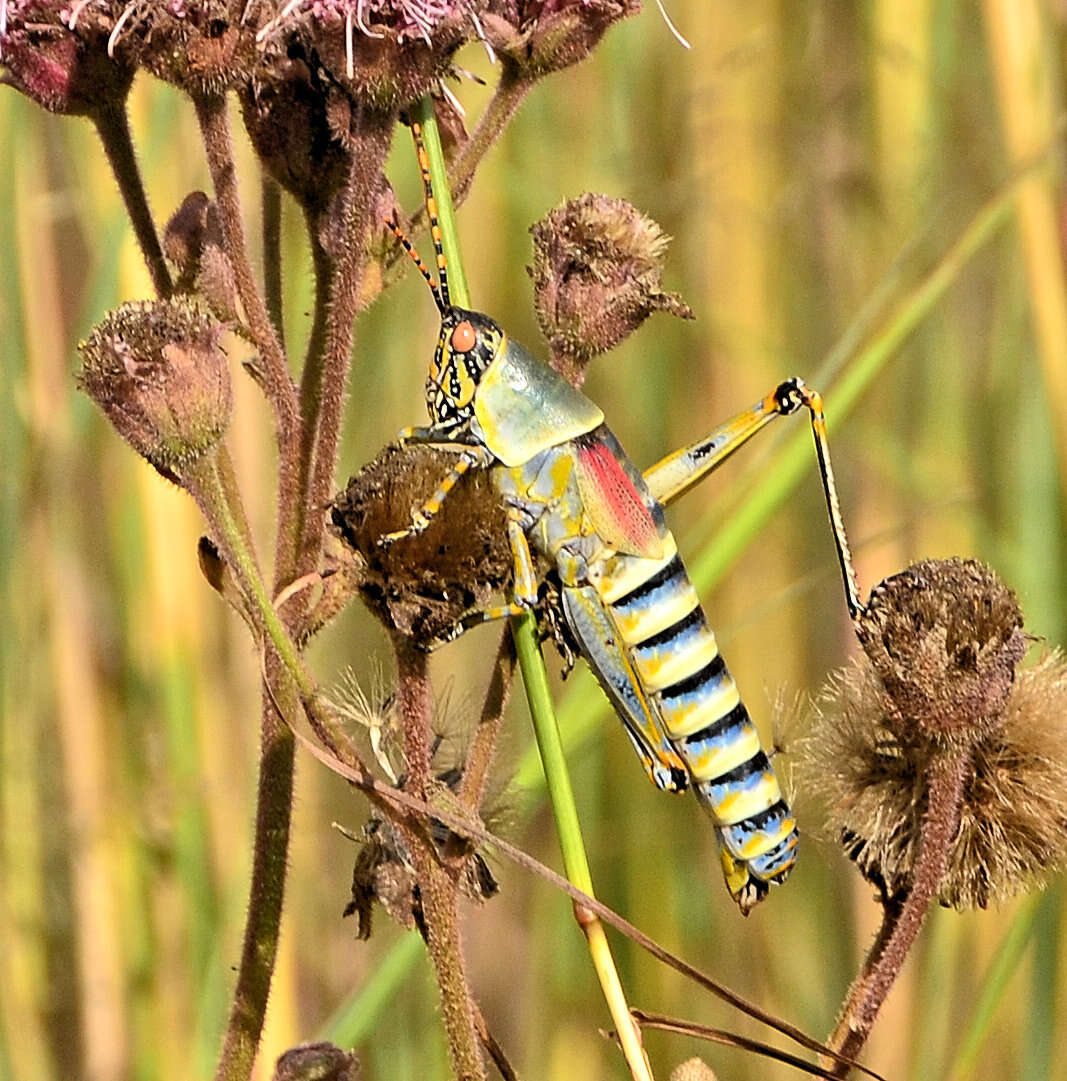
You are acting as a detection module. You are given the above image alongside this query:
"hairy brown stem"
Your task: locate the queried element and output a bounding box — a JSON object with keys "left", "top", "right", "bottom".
{"left": 262, "top": 174, "right": 284, "bottom": 347}
{"left": 213, "top": 668, "right": 296, "bottom": 1081}
{"left": 92, "top": 101, "right": 173, "bottom": 299}
{"left": 393, "top": 639, "right": 486, "bottom": 1081}
{"left": 193, "top": 94, "right": 300, "bottom": 492}
{"left": 450, "top": 66, "right": 534, "bottom": 207}
{"left": 191, "top": 94, "right": 308, "bottom": 1081}
{"left": 829, "top": 750, "right": 970, "bottom": 1073}
{"left": 301, "top": 109, "right": 395, "bottom": 544}
{"left": 457, "top": 632, "right": 515, "bottom": 811}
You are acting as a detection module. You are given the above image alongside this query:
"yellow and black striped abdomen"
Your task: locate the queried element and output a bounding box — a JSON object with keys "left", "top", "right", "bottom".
{"left": 590, "top": 546, "right": 798, "bottom": 913}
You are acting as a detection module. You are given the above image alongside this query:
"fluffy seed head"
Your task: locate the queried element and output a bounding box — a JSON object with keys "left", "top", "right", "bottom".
{"left": 797, "top": 559, "right": 1067, "bottom": 908}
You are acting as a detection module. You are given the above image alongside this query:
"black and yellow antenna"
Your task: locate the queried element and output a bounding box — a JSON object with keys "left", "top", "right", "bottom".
{"left": 386, "top": 120, "right": 453, "bottom": 315}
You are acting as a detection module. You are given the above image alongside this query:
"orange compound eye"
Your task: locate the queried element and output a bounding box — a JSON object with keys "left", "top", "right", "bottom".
{"left": 450, "top": 320, "right": 477, "bottom": 353}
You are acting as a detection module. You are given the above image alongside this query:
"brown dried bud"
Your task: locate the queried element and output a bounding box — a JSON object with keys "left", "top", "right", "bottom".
{"left": 271, "top": 1043, "right": 361, "bottom": 1081}
{"left": 855, "top": 558, "right": 1027, "bottom": 749}
{"left": 163, "top": 192, "right": 242, "bottom": 323}
{"left": 78, "top": 299, "right": 233, "bottom": 480}
{"left": 529, "top": 193, "right": 693, "bottom": 384}
{"left": 483, "top": 0, "right": 640, "bottom": 80}
{"left": 331, "top": 443, "right": 510, "bottom": 642}
{"left": 239, "top": 51, "right": 357, "bottom": 220}
{"left": 797, "top": 560, "right": 1067, "bottom": 909}
{"left": 0, "top": 2, "right": 134, "bottom": 115}
{"left": 337, "top": 680, "right": 500, "bottom": 938}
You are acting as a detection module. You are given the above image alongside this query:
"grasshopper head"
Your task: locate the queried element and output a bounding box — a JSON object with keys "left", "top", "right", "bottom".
{"left": 426, "top": 307, "right": 505, "bottom": 427}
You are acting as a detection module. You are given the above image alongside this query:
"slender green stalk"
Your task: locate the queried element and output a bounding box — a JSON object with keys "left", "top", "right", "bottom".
{"left": 947, "top": 893, "right": 1044, "bottom": 1079}
{"left": 414, "top": 94, "right": 651, "bottom": 1081}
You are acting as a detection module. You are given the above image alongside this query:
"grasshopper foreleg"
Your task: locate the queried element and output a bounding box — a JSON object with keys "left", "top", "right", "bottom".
{"left": 378, "top": 443, "right": 491, "bottom": 547}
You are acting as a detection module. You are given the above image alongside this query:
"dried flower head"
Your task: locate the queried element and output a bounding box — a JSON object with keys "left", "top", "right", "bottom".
{"left": 78, "top": 299, "right": 233, "bottom": 480}
{"left": 529, "top": 193, "right": 693, "bottom": 384}
{"left": 0, "top": 1, "right": 134, "bottom": 114}
{"left": 854, "top": 558, "right": 1027, "bottom": 749}
{"left": 121, "top": 0, "right": 260, "bottom": 94}
{"left": 483, "top": 0, "right": 640, "bottom": 80}
{"left": 331, "top": 443, "right": 511, "bottom": 642}
{"left": 257, "top": 0, "right": 474, "bottom": 109}
{"left": 798, "top": 559, "right": 1067, "bottom": 908}
{"left": 238, "top": 49, "right": 359, "bottom": 222}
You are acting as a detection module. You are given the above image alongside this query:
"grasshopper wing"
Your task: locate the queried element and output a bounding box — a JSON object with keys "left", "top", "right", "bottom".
{"left": 574, "top": 430, "right": 665, "bottom": 560}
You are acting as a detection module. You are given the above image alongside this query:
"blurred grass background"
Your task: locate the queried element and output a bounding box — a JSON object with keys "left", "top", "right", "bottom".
{"left": 3, "top": 2, "right": 1067, "bottom": 1079}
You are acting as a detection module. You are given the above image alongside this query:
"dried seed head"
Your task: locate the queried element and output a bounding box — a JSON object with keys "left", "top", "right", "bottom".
{"left": 529, "top": 193, "right": 693, "bottom": 384}
{"left": 0, "top": 1, "right": 134, "bottom": 115}
{"left": 797, "top": 560, "right": 1067, "bottom": 909}
{"left": 330, "top": 443, "right": 511, "bottom": 643}
{"left": 339, "top": 694, "right": 502, "bottom": 939}
{"left": 855, "top": 558, "right": 1027, "bottom": 749}
{"left": 483, "top": 0, "right": 640, "bottom": 80}
{"left": 78, "top": 299, "right": 233, "bottom": 480}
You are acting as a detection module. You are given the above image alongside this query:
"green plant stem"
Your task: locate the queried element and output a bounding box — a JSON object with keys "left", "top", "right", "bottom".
{"left": 415, "top": 91, "right": 650, "bottom": 1080}
{"left": 511, "top": 614, "right": 593, "bottom": 892}
{"left": 92, "top": 100, "right": 173, "bottom": 299}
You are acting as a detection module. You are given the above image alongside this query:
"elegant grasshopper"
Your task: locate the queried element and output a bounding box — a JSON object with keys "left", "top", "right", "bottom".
{"left": 382, "top": 123, "right": 863, "bottom": 913}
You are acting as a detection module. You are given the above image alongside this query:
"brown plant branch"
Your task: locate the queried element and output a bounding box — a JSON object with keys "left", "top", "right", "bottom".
{"left": 288, "top": 720, "right": 881, "bottom": 1081}
{"left": 262, "top": 174, "right": 285, "bottom": 346}
{"left": 828, "top": 750, "right": 971, "bottom": 1073}
{"left": 393, "top": 639, "right": 486, "bottom": 1081}
{"left": 302, "top": 110, "right": 396, "bottom": 552}
{"left": 213, "top": 668, "right": 297, "bottom": 1081}
{"left": 192, "top": 93, "right": 301, "bottom": 479}
{"left": 92, "top": 101, "right": 173, "bottom": 299}
{"left": 449, "top": 67, "right": 535, "bottom": 207}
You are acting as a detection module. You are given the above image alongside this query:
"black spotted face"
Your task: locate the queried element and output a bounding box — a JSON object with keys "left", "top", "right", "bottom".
{"left": 426, "top": 307, "right": 504, "bottom": 426}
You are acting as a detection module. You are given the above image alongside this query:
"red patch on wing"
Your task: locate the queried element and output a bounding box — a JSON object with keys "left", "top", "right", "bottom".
{"left": 577, "top": 441, "right": 663, "bottom": 558}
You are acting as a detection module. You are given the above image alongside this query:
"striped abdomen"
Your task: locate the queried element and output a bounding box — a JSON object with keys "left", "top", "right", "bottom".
{"left": 589, "top": 540, "right": 798, "bottom": 913}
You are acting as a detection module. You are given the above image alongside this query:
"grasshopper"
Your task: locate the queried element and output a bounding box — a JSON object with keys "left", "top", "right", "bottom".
{"left": 382, "top": 124, "right": 863, "bottom": 913}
